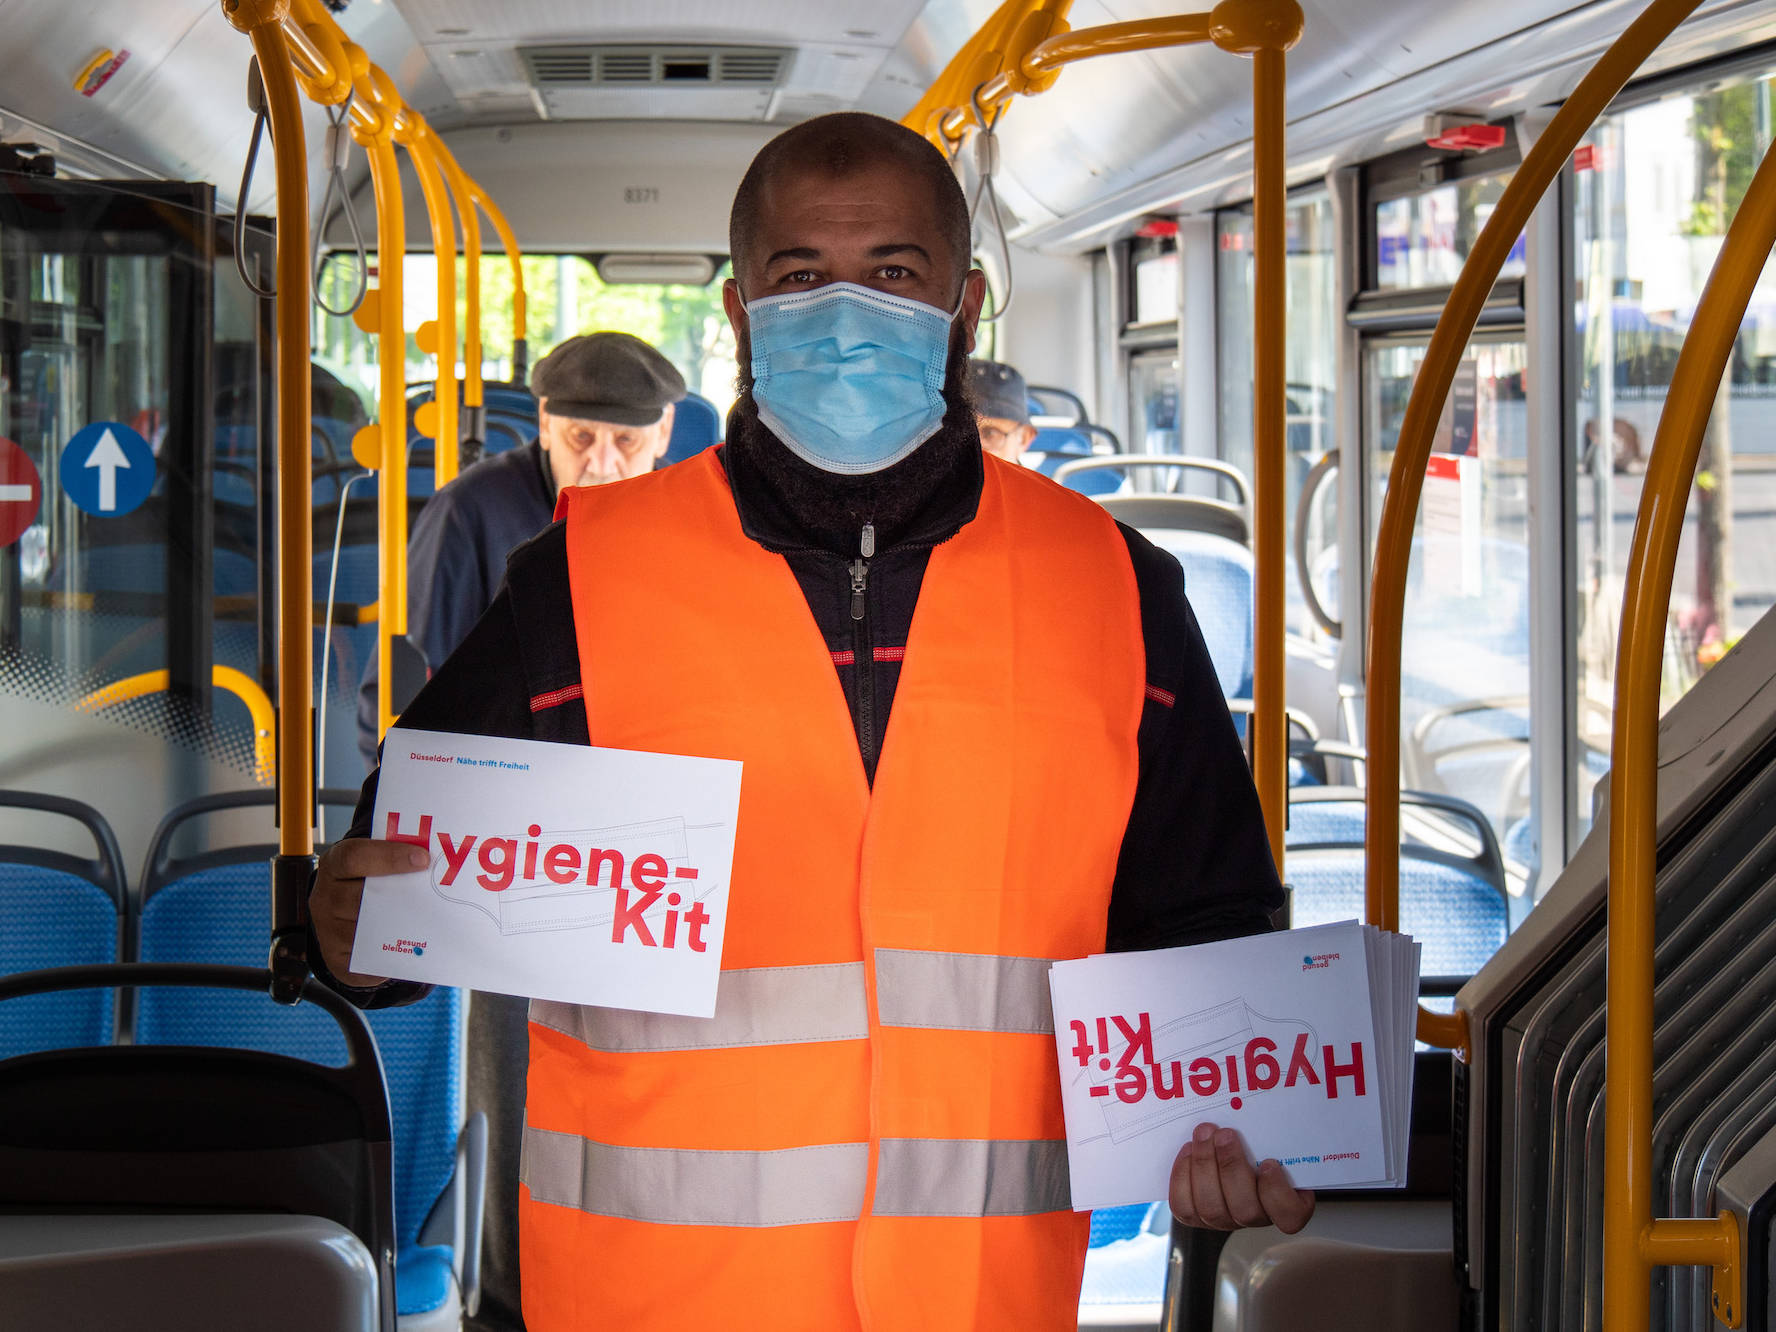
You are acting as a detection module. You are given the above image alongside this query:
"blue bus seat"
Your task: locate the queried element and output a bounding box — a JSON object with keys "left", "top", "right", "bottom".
{"left": 132, "top": 791, "right": 480, "bottom": 1324}
{"left": 1139, "top": 529, "right": 1255, "bottom": 704}
{"left": 663, "top": 390, "right": 721, "bottom": 464}
{"left": 481, "top": 383, "right": 538, "bottom": 418}
{"left": 1079, "top": 1201, "right": 1170, "bottom": 1323}
{"left": 0, "top": 793, "right": 127, "bottom": 1060}
{"left": 1029, "top": 428, "right": 1124, "bottom": 497}
{"left": 1284, "top": 787, "right": 1508, "bottom": 977}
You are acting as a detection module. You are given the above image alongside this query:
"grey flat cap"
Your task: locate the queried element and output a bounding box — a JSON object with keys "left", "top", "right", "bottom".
{"left": 530, "top": 331, "right": 687, "bottom": 427}
{"left": 967, "top": 359, "right": 1030, "bottom": 425}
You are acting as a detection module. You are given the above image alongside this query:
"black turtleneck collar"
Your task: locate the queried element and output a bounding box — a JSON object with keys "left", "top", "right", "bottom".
{"left": 718, "top": 402, "right": 983, "bottom": 558}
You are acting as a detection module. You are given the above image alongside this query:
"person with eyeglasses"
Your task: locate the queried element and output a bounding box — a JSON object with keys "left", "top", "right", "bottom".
{"left": 968, "top": 357, "right": 1040, "bottom": 464}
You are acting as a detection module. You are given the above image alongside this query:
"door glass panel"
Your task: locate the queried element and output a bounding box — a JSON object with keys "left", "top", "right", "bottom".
{"left": 0, "top": 177, "right": 273, "bottom": 864}
{"left": 1216, "top": 193, "right": 1338, "bottom": 641}
{"left": 1128, "top": 350, "right": 1179, "bottom": 456}
{"left": 1374, "top": 170, "right": 1526, "bottom": 290}
{"left": 1367, "top": 337, "right": 1531, "bottom": 848}
{"left": 1572, "top": 66, "right": 1776, "bottom": 836}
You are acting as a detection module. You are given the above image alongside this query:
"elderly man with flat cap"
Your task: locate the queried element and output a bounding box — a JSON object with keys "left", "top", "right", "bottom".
{"left": 318, "top": 112, "right": 1300, "bottom": 1332}
{"left": 356, "top": 332, "right": 684, "bottom": 768}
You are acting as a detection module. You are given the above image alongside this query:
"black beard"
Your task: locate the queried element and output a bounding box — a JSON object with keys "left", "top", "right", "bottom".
{"left": 725, "top": 329, "right": 981, "bottom": 554}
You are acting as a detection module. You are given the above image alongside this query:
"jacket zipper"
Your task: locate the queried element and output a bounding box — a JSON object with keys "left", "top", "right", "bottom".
{"left": 850, "top": 522, "right": 876, "bottom": 778}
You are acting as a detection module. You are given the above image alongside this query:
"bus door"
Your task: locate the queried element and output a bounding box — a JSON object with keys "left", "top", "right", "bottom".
{"left": 1349, "top": 139, "right": 1535, "bottom": 914}
{"left": 0, "top": 174, "right": 271, "bottom": 866}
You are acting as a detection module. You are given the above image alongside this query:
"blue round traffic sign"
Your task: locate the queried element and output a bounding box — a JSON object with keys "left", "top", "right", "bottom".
{"left": 60, "top": 421, "right": 155, "bottom": 518}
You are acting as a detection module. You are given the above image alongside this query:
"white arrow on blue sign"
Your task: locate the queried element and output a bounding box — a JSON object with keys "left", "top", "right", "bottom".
{"left": 60, "top": 421, "right": 156, "bottom": 518}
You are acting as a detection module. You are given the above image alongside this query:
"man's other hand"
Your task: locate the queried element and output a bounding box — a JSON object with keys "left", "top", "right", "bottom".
{"left": 311, "top": 838, "right": 427, "bottom": 987}
{"left": 1169, "top": 1123, "right": 1315, "bottom": 1234}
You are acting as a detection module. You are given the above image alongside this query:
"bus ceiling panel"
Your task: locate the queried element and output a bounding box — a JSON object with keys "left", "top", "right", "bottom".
{"left": 929, "top": 0, "right": 1775, "bottom": 254}
{"left": 0, "top": 0, "right": 452, "bottom": 214}
{"left": 386, "top": 0, "right": 928, "bottom": 125}
{"left": 322, "top": 120, "right": 774, "bottom": 257}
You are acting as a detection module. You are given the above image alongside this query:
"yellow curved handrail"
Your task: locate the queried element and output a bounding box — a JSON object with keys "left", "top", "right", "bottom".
{"left": 471, "top": 184, "right": 527, "bottom": 380}
{"left": 1598, "top": 140, "right": 1775, "bottom": 1332}
{"left": 434, "top": 139, "right": 486, "bottom": 444}
{"left": 338, "top": 61, "right": 411, "bottom": 746}
{"left": 78, "top": 666, "right": 277, "bottom": 786}
{"left": 1360, "top": 0, "right": 1704, "bottom": 1055}
{"left": 252, "top": 0, "right": 521, "bottom": 750}
{"left": 223, "top": 0, "right": 313, "bottom": 851}
{"left": 906, "top": 0, "right": 1302, "bottom": 870}
{"left": 400, "top": 123, "right": 461, "bottom": 485}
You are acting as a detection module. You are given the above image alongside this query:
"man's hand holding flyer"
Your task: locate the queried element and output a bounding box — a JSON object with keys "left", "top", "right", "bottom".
{"left": 353, "top": 727, "right": 743, "bottom": 1017}
{"left": 1049, "top": 921, "right": 1421, "bottom": 1208}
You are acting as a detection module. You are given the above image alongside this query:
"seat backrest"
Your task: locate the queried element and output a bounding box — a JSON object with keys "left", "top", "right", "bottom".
{"left": 0, "top": 963, "right": 397, "bottom": 1332}
{"left": 1284, "top": 848, "right": 1508, "bottom": 976}
{"left": 1140, "top": 529, "right": 1255, "bottom": 701}
{"left": 1089, "top": 1202, "right": 1153, "bottom": 1247}
{"left": 1030, "top": 429, "right": 1125, "bottom": 497}
{"left": 663, "top": 391, "right": 722, "bottom": 464}
{"left": 1026, "top": 384, "right": 1088, "bottom": 426}
{"left": 1283, "top": 787, "right": 1509, "bottom": 977}
{"left": 481, "top": 383, "right": 539, "bottom": 419}
{"left": 0, "top": 793, "right": 127, "bottom": 1060}
{"left": 133, "top": 791, "right": 463, "bottom": 1318}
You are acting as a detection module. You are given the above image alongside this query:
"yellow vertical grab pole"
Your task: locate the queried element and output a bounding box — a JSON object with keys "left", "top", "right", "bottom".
{"left": 473, "top": 186, "right": 527, "bottom": 382}
{"left": 222, "top": 0, "right": 314, "bottom": 1001}
{"left": 435, "top": 142, "right": 485, "bottom": 455}
{"left": 1359, "top": 0, "right": 1704, "bottom": 1052}
{"left": 1599, "top": 141, "right": 1774, "bottom": 1332}
{"left": 399, "top": 124, "right": 460, "bottom": 485}
{"left": 1209, "top": 0, "right": 1303, "bottom": 874}
{"left": 350, "top": 62, "right": 408, "bottom": 742}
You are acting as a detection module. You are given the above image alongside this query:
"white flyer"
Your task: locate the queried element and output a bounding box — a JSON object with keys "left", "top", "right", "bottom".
{"left": 1049, "top": 921, "right": 1418, "bottom": 1208}
{"left": 352, "top": 726, "right": 743, "bottom": 1017}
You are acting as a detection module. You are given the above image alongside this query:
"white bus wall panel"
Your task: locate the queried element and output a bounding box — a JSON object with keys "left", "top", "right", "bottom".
{"left": 989, "top": 245, "right": 1098, "bottom": 424}
{"left": 328, "top": 120, "right": 776, "bottom": 257}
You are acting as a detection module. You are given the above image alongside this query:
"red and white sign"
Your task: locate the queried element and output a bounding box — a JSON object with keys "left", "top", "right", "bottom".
{"left": 0, "top": 437, "right": 43, "bottom": 547}
{"left": 1049, "top": 921, "right": 1420, "bottom": 1206}
{"left": 356, "top": 726, "right": 742, "bottom": 1016}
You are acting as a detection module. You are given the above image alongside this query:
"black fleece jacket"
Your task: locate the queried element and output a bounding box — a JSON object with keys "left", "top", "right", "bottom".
{"left": 316, "top": 437, "right": 1282, "bottom": 1002}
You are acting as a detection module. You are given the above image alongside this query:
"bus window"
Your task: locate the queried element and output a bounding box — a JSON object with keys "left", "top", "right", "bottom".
{"left": 1374, "top": 167, "right": 1526, "bottom": 290}
{"left": 1217, "top": 191, "right": 1338, "bottom": 642}
{"left": 1572, "top": 63, "right": 1776, "bottom": 837}
{"left": 314, "top": 253, "right": 739, "bottom": 421}
{"left": 1367, "top": 336, "right": 1531, "bottom": 856}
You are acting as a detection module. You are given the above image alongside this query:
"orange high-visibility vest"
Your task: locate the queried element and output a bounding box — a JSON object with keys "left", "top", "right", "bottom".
{"left": 522, "top": 447, "right": 1146, "bottom": 1330}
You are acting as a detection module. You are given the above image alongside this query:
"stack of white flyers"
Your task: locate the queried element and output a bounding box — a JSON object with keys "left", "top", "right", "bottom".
{"left": 1048, "top": 920, "right": 1421, "bottom": 1208}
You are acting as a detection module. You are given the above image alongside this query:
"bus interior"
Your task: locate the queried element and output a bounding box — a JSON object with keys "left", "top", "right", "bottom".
{"left": 2, "top": 0, "right": 1776, "bottom": 1328}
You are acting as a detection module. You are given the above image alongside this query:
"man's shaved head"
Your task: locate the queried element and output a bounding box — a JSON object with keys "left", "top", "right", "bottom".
{"left": 729, "top": 112, "right": 972, "bottom": 291}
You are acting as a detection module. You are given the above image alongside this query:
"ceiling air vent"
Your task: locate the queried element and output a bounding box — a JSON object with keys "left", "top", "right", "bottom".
{"left": 597, "top": 51, "right": 654, "bottom": 84}
{"left": 520, "top": 45, "right": 789, "bottom": 91}
{"left": 717, "top": 51, "right": 787, "bottom": 85}
{"left": 524, "top": 49, "right": 595, "bottom": 85}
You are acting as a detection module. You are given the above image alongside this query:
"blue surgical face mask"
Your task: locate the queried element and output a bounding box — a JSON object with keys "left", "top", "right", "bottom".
{"left": 745, "top": 281, "right": 962, "bottom": 475}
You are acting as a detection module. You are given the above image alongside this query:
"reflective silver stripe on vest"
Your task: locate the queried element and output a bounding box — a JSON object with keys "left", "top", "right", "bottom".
{"left": 529, "top": 962, "right": 869, "bottom": 1053}
{"left": 522, "top": 1126, "right": 1070, "bottom": 1225}
{"left": 522, "top": 1123, "right": 869, "bottom": 1227}
{"left": 873, "top": 1138, "right": 1073, "bottom": 1217}
{"left": 874, "top": 948, "right": 1055, "bottom": 1034}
